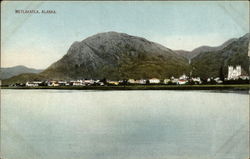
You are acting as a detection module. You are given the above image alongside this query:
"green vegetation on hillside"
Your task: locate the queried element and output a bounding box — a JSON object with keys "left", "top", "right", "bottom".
{"left": 191, "top": 33, "right": 249, "bottom": 79}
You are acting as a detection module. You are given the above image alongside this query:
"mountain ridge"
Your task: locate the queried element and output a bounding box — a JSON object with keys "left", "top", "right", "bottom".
{"left": 175, "top": 38, "right": 238, "bottom": 60}
{"left": 0, "top": 65, "right": 43, "bottom": 80}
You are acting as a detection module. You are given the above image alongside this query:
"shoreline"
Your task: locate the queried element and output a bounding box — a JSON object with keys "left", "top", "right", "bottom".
{"left": 1, "top": 84, "right": 249, "bottom": 91}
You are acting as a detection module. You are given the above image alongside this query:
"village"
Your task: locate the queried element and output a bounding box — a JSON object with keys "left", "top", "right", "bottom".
{"left": 9, "top": 65, "right": 249, "bottom": 87}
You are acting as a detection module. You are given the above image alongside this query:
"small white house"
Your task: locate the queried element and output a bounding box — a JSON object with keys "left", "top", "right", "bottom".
{"left": 26, "top": 82, "right": 39, "bottom": 87}
{"left": 48, "top": 81, "right": 59, "bottom": 86}
{"left": 84, "top": 79, "right": 95, "bottom": 85}
{"left": 128, "top": 79, "right": 135, "bottom": 84}
{"left": 135, "top": 79, "right": 147, "bottom": 84}
{"left": 192, "top": 77, "right": 202, "bottom": 84}
{"left": 179, "top": 74, "right": 188, "bottom": 80}
{"left": 163, "top": 79, "right": 171, "bottom": 84}
{"left": 149, "top": 78, "right": 160, "bottom": 84}
{"left": 214, "top": 77, "right": 223, "bottom": 84}
{"left": 72, "top": 80, "right": 84, "bottom": 86}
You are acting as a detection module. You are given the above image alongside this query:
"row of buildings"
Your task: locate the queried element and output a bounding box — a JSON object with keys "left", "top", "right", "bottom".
{"left": 19, "top": 65, "right": 250, "bottom": 87}
{"left": 26, "top": 79, "right": 101, "bottom": 87}
{"left": 24, "top": 75, "right": 202, "bottom": 87}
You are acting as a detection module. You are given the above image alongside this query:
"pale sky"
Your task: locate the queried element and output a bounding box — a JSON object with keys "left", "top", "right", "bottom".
{"left": 1, "top": 1, "right": 249, "bottom": 69}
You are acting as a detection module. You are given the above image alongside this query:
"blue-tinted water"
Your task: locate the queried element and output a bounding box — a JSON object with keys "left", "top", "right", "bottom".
{"left": 1, "top": 90, "right": 249, "bottom": 159}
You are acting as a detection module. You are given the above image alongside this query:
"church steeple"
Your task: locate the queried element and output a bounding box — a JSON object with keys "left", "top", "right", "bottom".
{"left": 228, "top": 65, "right": 241, "bottom": 80}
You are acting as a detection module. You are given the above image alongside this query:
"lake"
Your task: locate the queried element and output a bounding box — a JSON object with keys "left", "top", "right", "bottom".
{"left": 1, "top": 90, "right": 249, "bottom": 159}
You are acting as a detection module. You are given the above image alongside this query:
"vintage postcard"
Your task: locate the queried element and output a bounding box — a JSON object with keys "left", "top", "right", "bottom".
{"left": 1, "top": 1, "right": 249, "bottom": 159}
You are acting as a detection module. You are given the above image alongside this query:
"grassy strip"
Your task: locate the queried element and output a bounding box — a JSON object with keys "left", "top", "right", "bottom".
{"left": 1, "top": 84, "right": 250, "bottom": 90}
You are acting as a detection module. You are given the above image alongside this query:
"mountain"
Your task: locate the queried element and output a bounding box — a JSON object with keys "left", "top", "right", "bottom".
{"left": 175, "top": 38, "right": 237, "bottom": 60}
{"left": 0, "top": 65, "right": 43, "bottom": 80}
{"left": 191, "top": 33, "right": 249, "bottom": 79}
{"left": 40, "top": 32, "right": 190, "bottom": 80}
{"left": 3, "top": 32, "right": 190, "bottom": 84}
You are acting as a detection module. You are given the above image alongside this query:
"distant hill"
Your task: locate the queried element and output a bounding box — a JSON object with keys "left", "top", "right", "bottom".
{"left": 175, "top": 38, "right": 237, "bottom": 60}
{"left": 0, "top": 65, "right": 43, "bottom": 80}
{"left": 191, "top": 33, "right": 249, "bottom": 78}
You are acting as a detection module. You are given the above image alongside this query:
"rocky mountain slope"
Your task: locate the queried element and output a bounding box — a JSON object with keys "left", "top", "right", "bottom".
{"left": 41, "top": 32, "right": 190, "bottom": 80}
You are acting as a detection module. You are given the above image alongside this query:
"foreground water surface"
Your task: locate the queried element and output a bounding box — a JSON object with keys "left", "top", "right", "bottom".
{"left": 1, "top": 90, "right": 249, "bottom": 159}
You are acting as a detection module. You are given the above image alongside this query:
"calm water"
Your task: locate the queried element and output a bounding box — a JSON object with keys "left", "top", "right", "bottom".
{"left": 1, "top": 90, "right": 249, "bottom": 159}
